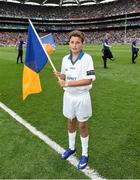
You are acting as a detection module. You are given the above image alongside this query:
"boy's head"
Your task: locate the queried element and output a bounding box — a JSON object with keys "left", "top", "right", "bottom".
{"left": 68, "top": 30, "right": 85, "bottom": 43}
{"left": 19, "top": 35, "right": 22, "bottom": 40}
{"left": 133, "top": 34, "right": 137, "bottom": 39}
{"left": 68, "top": 30, "right": 85, "bottom": 54}
{"left": 106, "top": 33, "right": 112, "bottom": 39}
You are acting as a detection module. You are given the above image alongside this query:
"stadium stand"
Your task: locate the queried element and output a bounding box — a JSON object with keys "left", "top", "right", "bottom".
{"left": 0, "top": 0, "right": 140, "bottom": 45}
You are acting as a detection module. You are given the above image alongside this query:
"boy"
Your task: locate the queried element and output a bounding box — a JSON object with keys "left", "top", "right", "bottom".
{"left": 16, "top": 35, "right": 24, "bottom": 64}
{"left": 131, "top": 36, "right": 139, "bottom": 64}
{"left": 55, "top": 30, "right": 96, "bottom": 169}
{"left": 102, "top": 33, "right": 115, "bottom": 68}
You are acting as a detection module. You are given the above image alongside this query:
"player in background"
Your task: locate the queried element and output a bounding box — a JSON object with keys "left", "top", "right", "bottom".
{"left": 131, "top": 36, "right": 139, "bottom": 64}
{"left": 16, "top": 35, "right": 24, "bottom": 64}
{"left": 102, "top": 33, "right": 115, "bottom": 68}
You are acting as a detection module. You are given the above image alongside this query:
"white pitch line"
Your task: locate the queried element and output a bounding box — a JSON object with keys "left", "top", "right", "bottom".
{"left": 0, "top": 101, "right": 104, "bottom": 180}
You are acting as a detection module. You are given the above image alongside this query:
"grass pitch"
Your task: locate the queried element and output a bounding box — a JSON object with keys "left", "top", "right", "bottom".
{"left": 0, "top": 44, "right": 140, "bottom": 179}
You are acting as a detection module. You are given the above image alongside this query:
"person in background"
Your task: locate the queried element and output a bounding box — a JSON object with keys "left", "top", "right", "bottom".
{"left": 102, "top": 33, "right": 115, "bottom": 68}
{"left": 16, "top": 35, "right": 24, "bottom": 64}
{"left": 131, "top": 36, "right": 139, "bottom": 64}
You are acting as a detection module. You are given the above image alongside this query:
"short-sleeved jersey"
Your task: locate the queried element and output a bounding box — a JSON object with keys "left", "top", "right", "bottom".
{"left": 17, "top": 40, "right": 24, "bottom": 50}
{"left": 61, "top": 50, "right": 95, "bottom": 94}
{"left": 103, "top": 38, "right": 109, "bottom": 50}
{"left": 132, "top": 39, "right": 137, "bottom": 52}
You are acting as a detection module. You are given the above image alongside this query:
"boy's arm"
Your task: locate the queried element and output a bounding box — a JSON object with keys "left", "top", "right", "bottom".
{"left": 104, "top": 42, "right": 112, "bottom": 48}
{"left": 54, "top": 71, "right": 65, "bottom": 80}
{"left": 133, "top": 44, "right": 139, "bottom": 49}
{"left": 132, "top": 44, "right": 137, "bottom": 48}
{"left": 58, "top": 78, "right": 93, "bottom": 87}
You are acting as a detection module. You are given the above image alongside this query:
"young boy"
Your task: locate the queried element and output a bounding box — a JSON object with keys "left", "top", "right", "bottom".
{"left": 131, "top": 36, "right": 139, "bottom": 64}
{"left": 102, "top": 33, "right": 115, "bottom": 68}
{"left": 55, "top": 30, "right": 96, "bottom": 169}
{"left": 16, "top": 35, "right": 24, "bottom": 64}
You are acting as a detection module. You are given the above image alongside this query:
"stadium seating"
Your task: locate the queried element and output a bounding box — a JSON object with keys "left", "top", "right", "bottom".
{"left": 0, "top": 0, "right": 140, "bottom": 45}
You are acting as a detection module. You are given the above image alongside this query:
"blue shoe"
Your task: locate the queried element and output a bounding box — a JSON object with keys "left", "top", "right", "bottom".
{"left": 61, "top": 148, "right": 76, "bottom": 160}
{"left": 77, "top": 156, "right": 88, "bottom": 169}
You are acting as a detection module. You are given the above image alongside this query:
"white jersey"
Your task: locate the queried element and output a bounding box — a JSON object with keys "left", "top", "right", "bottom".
{"left": 61, "top": 51, "right": 95, "bottom": 94}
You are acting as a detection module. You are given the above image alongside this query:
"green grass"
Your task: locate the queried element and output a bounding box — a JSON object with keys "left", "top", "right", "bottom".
{"left": 0, "top": 44, "right": 140, "bottom": 179}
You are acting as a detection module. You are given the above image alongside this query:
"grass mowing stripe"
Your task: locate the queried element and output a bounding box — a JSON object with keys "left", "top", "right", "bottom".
{"left": 0, "top": 101, "right": 104, "bottom": 180}
{"left": 1, "top": 45, "right": 139, "bottom": 178}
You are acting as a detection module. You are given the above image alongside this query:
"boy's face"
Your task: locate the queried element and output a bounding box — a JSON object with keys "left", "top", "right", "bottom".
{"left": 106, "top": 34, "right": 111, "bottom": 39}
{"left": 69, "top": 36, "right": 83, "bottom": 54}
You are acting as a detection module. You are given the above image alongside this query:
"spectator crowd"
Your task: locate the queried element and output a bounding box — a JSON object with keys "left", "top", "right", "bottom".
{"left": 0, "top": 0, "right": 140, "bottom": 46}
{"left": 0, "top": 0, "right": 140, "bottom": 19}
{"left": 0, "top": 29, "right": 140, "bottom": 46}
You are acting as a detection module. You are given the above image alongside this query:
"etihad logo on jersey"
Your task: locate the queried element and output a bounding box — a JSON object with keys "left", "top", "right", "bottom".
{"left": 65, "top": 67, "right": 75, "bottom": 71}
{"left": 70, "top": 67, "right": 75, "bottom": 70}
{"left": 67, "top": 76, "right": 76, "bottom": 81}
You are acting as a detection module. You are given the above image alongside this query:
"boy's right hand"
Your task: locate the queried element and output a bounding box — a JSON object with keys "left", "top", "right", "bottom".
{"left": 53, "top": 71, "right": 65, "bottom": 81}
{"left": 54, "top": 71, "right": 61, "bottom": 79}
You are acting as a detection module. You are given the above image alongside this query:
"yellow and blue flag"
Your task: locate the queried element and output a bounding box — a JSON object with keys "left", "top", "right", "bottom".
{"left": 41, "top": 33, "right": 56, "bottom": 55}
{"left": 23, "top": 65, "right": 42, "bottom": 100}
{"left": 25, "top": 21, "right": 48, "bottom": 73}
{"left": 23, "top": 19, "right": 48, "bottom": 100}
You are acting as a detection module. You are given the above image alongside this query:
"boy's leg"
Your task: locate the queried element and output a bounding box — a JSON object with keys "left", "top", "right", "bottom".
{"left": 20, "top": 50, "right": 23, "bottom": 63}
{"left": 78, "top": 121, "right": 89, "bottom": 156}
{"left": 134, "top": 52, "right": 138, "bottom": 62}
{"left": 108, "top": 50, "right": 115, "bottom": 61}
{"left": 102, "top": 55, "right": 107, "bottom": 68}
{"left": 76, "top": 92, "right": 91, "bottom": 169}
{"left": 17, "top": 51, "right": 20, "bottom": 63}
{"left": 68, "top": 118, "right": 77, "bottom": 150}
{"left": 61, "top": 118, "right": 76, "bottom": 160}
{"left": 132, "top": 52, "right": 135, "bottom": 63}
{"left": 77, "top": 121, "right": 89, "bottom": 169}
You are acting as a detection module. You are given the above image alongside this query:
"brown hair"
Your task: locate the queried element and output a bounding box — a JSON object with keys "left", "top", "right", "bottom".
{"left": 68, "top": 30, "right": 85, "bottom": 43}
{"left": 106, "top": 33, "right": 112, "bottom": 38}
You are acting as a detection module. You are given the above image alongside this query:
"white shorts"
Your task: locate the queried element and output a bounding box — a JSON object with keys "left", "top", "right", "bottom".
{"left": 63, "top": 91, "right": 92, "bottom": 122}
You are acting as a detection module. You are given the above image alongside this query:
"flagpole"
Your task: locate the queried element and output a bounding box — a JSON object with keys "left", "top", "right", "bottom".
{"left": 124, "top": 11, "right": 127, "bottom": 44}
{"left": 28, "top": 19, "right": 57, "bottom": 72}
{"left": 46, "top": 53, "right": 57, "bottom": 72}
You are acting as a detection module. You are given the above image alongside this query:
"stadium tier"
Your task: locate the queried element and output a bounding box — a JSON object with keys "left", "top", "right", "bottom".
{"left": 0, "top": 0, "right": 140, "bottom": 45}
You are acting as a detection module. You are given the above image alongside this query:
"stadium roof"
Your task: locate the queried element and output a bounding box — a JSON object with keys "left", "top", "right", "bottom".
{"left": 0, "top": 0, "right": 118, "bottom": 6}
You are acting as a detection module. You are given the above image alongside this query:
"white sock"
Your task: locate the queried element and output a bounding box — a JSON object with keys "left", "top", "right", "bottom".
{"left": 68, "top": 131, "right": 76, "bottom": 150}
{"left": 80, "top": 135, "right": 89, "bottom": 157}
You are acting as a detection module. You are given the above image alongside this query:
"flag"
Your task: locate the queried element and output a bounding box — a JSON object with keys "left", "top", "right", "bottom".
{"left": 25, "top": 21, "right": 48, "bottom": 73}
{"left": 41, "top": 33, "right": 56, "bottom": 55}
{"left": 23, "top": 19, "right": 48, "bottom": 100}
{"left": 23, "top": 65, "right": 41, "bottom": 100}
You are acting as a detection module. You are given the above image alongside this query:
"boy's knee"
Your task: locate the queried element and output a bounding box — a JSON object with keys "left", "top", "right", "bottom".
{"left": 68, "top": 119, "right": 76, "bottom": 131}
{"left": 78, "top": 122, "right": 87, "bottom": 130}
